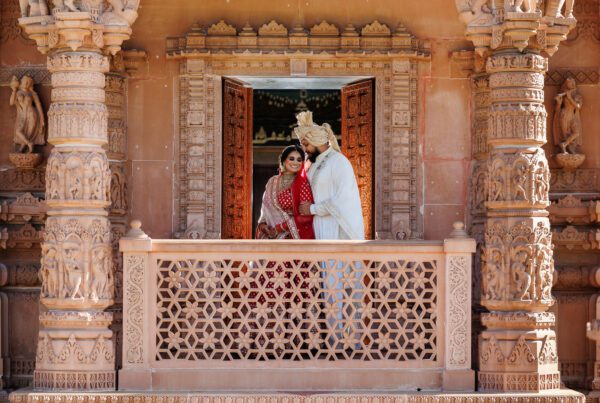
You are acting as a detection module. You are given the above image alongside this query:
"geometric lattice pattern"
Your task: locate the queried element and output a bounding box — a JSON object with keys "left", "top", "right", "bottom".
{"left": 156, "top": 258, "right": 437, "bottom": 362}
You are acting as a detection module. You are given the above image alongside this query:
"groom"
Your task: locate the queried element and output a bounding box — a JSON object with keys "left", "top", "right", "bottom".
{"left": 294, "top": 111, "right": 364, "bottom": 240}
{"left": 295, "top": 111, "right": 364, "bottom": 349}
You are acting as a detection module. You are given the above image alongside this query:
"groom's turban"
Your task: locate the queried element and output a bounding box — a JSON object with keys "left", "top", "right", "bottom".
{"left": 293, "top": 111, "right": 341, "bottom": 152}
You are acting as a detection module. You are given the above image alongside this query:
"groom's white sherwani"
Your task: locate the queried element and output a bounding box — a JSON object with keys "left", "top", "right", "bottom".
{"left": 307, "top": 147, "right": 365, "bottom": 240}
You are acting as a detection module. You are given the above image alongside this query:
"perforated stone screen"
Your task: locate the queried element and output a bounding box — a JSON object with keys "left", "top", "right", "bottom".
{"left": 155, "top": 258, "right": 438, "bottom": 362}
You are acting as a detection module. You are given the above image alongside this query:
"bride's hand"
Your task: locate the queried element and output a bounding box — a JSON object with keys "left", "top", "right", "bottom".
{"left": 299, "top": 202, "right": 312, "bottom": 216}
{"left": 266, "top": 226, "right": 278, "bottom": 238}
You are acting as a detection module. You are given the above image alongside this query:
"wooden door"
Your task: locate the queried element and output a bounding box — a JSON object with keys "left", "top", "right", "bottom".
{"left": 341, "top": 79, "right": 374, "bottom": 239}
{"left": 222, "top": 78, "right": 253, "bottom": 239}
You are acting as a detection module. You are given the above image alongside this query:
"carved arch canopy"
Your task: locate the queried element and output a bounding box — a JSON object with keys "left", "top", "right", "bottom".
{"left": 167, "top": 19, "right": 429, "bottom": 240}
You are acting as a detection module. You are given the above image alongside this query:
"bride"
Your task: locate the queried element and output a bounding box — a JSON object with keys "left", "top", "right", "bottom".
{"left": 256, "top": 145, "right": 315, "bottom": 240}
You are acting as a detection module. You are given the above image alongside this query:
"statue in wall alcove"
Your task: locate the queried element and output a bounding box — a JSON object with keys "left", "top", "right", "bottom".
{"left": 19, "top": 0, "right": 50, "bottom": 17}
{"left": 52, "top": 0, "right": 80, "bottom": 13}
{"left": 8, "top": 75, "right": 45, "bottom": 168}
{"left": 553, "top": 77, "right": 585, "bottom": 170}
{"left": 545, "top": 0, "right": 575, "bottom": 18}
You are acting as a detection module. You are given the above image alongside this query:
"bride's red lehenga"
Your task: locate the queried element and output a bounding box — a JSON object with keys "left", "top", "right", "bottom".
{"left": 254, "top": 165, "right": 315, "bottom": 303}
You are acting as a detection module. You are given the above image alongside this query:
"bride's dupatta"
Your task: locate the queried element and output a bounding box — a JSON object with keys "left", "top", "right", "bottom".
{"left": 257, "top": 175, "right": 300, "bottom": 239}
{"left": 291, "top": 164, "right": 315, "bottom": 240}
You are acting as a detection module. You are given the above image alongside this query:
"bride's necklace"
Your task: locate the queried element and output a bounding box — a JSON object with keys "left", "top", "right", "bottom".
{"left": 279, "top": 173, "right": 294, "bottom": 190}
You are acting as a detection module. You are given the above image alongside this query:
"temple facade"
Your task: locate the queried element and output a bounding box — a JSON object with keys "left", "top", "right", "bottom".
{"left": 0, "top": 0, "right": 599, "bottom": 401}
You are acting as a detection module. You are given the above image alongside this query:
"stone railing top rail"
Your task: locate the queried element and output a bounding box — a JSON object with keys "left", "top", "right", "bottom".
{"left": 120, "top": 238, "right": 476, "bottom": 254}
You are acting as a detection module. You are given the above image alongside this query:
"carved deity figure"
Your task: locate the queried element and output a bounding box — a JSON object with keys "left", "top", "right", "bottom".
{"left": 89, "top": 249, "right": 109, "bottom": 300}
{"left": 456, "top": 0, "right": 492, "bottom": 25}
{"left": 545, "top": 0, "right": 575, "bottom": 18}
{"left": 103, "top": 0, "right": 138, "bottom": 26}
{"left": 511, "top": 247, "right": 532, "bottom": 300}
{"left": 534, "top": 161, "right": 548, "bottom": 203}
{"left": 488, "top": 166, "right": 505, "bottom": 202}
{"left": 9, "top": 76, "right": 45, "bottom": 154}
{"left": 41, "top": 247, "right": 60, "bottom": 298}
{"left": 553, "top": 77, "right": 583, "bottom": 154}
{"left": 505, "top": 0, "right": 538, "bottom": 13}
{"left": 19, "top": 0, "right": 49, "bottom": 17}
{"left": 64, "top": 248, "right": 84, "bottom": 299}
{"left": 483, "top": 248, "right": 503, "bottom": 300}
{"left": 52, "top": 0, "right": 79, "bottom": 12}
{"left": 512, "top": 163, "right": 528, "bottom": 201}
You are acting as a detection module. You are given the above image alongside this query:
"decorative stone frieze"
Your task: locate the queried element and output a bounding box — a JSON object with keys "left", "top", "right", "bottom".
{"left": 18, "top": 1, "right": 138, "bottom": 392}
{"left": 485, "top": 149, "right": 549, "bottom": 209}
{"left": 548, "top": 195, "right": 597, "bottom": 225}
{"left": 45, "top": 148, "right": 111, "bottom": 207}
{"left": 167, "top": 19, "right": 423, "bottom": 56}
{"left": 456, "top": 0, "right": 576, "bottom": 393}
{"left": 0, "top": 193, "right": 46, "bottom": 224}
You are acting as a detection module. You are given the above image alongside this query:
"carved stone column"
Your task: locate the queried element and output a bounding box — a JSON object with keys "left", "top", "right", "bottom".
{"left": 455, "top": 0, "right": 576, "bottom": 393}
{"left": 18, "top": 4, "right": 139, "bottom": 391}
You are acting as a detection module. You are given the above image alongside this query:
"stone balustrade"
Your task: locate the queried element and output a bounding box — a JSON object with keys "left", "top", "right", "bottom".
{"left": 119, "top": 223, "right": 475, "bottom": 391}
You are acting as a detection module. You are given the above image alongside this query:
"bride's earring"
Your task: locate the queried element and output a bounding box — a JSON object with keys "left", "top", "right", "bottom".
{"left": 279, "top": 163, "right": 285, "bottom": 174}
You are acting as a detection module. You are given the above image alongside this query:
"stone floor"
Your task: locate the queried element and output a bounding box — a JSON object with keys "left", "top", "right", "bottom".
{"left": 8, "top": 390, "right": 586, "bottom": 403}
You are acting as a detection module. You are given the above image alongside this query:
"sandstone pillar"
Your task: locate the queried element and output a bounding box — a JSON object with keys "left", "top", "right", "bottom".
{"left": 18, "top": 4, "right": 139, "bottom": 391}
{"left": 455, "top": 0, "right": 576, "bottom": 393}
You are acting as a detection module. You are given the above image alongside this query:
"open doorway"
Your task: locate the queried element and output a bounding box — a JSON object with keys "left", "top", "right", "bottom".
{"left": 222, "top": 77, "right": 375, "bottom": 240}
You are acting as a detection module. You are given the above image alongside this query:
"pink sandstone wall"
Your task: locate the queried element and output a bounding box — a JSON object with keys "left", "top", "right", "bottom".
{"left": 120, "top": 0, "right": 473, "bottom": 240}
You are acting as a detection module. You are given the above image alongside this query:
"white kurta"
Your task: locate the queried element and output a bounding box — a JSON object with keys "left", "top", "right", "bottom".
{"left": 307, "top": 147, "right": 365, "bottom": 240}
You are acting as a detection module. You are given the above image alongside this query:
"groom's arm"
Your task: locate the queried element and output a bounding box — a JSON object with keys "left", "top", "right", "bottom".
{"left": 305, "top": 156, "right": 356, "bottom": 216}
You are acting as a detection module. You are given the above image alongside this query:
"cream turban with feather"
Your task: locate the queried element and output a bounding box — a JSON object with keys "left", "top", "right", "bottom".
{"left": 293, "top": 111, "right": 340, "bottom": 152}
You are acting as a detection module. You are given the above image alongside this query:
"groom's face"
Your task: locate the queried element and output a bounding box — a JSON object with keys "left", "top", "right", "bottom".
{"left": 301, "top": 139, "right": 320, "bottom": 163}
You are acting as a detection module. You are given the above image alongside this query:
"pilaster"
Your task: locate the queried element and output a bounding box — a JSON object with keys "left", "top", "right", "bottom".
{"left": 455, "top": 0, "right": 576, "bottom": 393}
{"left": 18, "top": 3, "right": 139, "bottom": 391}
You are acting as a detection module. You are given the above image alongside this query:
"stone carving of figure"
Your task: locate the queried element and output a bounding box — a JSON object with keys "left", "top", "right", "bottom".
{"left": 103, "top": 0, "right": 138, "bottom": 25}
{"left": 67, "top": 159, "right": 82, "bottom": 199}
{"left": 19, "top": 0, "right": 49, "bottom": 17}
{"left": 456, "top": 0, "right": 492, "bottom": 25}
{"left": 505, "top": 0, "right": 538, "bottom": 12}
{"left": 9, "top": 76, "right": 45, "bottom": 154}
{"left": 42, "top": 247, "right": 60, "bottom": 298}
{"left": 92, "top": 165, "right": 104, "bottom": 200}
{"left": 533, "top": 161, "right": 548, "bottom": 203}
{"left": 488, "top": 166, "right": 505, "bottom": 202}
{"left": 511, "top": 247, "right": 532, "bottom": 300}
{"left": 52, "top": 0, "right": 79, "bottom": 12}
{"left": 47, "top": 161, "right": 61, "bottom": 199}
{"left": 483, "top": 248, "right": 502, "bottom": 300}
{"left": 89, "top": 249, "right": 108, "bottom": 300}
{"left": 512, "top": 163, "right": 528, "bottom": 201}
{"left": 64, "top": 248, "right": 84, "bottom": 299}
{"left": 545, "top": 0, "right": 575, "bottom": 18}
{"left": 553, "top": 77, "right": 582, "bottom": 154}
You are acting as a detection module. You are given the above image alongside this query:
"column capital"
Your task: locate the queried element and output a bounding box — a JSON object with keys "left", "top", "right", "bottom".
{"left": 18, "top": 2, "right": 139, "bottom": 56}
{"left": 456, "top": 1, "right": 576, "bottom": 56}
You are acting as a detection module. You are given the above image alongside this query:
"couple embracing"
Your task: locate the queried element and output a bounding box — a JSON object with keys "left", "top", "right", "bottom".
{"left": 256, "top": 111, "right": 364, "bottom": 241}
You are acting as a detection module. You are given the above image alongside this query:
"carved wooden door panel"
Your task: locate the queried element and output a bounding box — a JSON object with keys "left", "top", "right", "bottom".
{"left": 341, "top": 79, "right": 374, "bottom": 239}
{"left": 222, "top": 78, "right": 253, "bottom": 239}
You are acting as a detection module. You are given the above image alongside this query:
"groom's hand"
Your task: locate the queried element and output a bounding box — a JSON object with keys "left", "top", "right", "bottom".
{"left": 299, "top": 202, "right": 312, "bottom": 216}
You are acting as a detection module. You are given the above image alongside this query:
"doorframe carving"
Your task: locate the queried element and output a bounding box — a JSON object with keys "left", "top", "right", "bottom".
{"left": 167, "top": 19, "right": 429, "bottom": 240}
